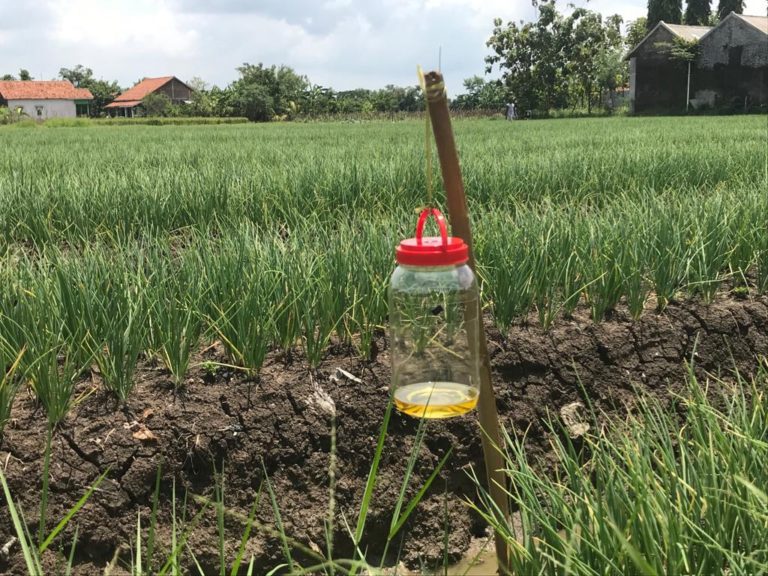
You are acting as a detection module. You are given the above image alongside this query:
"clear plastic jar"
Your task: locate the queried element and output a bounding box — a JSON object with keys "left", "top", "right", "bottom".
{"left": 389, "top": 209, "right": 481, "bottom": 418}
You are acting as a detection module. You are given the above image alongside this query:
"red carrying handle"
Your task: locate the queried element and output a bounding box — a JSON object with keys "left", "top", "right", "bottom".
{"left": 415, "top": 208, "right": 448, "bottom": 250}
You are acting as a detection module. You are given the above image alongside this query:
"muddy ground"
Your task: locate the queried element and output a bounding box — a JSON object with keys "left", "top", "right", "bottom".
{"left": 1, "top": 290, "right": 767, "bottom": 575}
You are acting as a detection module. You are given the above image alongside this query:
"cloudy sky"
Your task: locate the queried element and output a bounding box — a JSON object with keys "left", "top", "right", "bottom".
{"left": 0, "top": 0, "right": 763, "bottom": 95}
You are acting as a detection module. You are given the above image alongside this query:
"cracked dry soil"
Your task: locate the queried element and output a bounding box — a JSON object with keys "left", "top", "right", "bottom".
{"left": 1, "top": 292, "right": 767, "bottom": 575}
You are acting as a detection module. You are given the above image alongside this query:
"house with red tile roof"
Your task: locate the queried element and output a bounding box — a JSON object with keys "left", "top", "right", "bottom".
{"left": 0, "top": 80, "right": 93, "bottom": 119}
{"left": 105, "top": 76, "right": 193, "bottom": 117}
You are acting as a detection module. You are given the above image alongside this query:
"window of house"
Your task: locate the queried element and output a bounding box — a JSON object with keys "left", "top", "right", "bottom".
{"left": 35, "top": 106, "right": 43, "bottom": 118}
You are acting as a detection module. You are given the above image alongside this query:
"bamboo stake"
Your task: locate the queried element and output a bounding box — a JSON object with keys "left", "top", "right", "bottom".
{"left": 423, "top": 71, "right": 511, "bottom": 574}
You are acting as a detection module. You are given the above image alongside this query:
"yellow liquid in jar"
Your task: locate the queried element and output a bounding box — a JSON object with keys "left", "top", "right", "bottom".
{"left": 394, "top": 381, "right": 479, "bottom": 419}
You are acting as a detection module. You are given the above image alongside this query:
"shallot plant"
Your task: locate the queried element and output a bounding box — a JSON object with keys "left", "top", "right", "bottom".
{"left": 470, "top": 366, "right": 768, "bottom": 575}
{"left": 88, "top": 265, "right": 149, "bottom": 402}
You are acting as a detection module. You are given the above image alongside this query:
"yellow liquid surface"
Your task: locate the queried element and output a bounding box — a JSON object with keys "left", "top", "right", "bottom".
{"left": 394, "top": 381, "right": 479, "bottom": 419}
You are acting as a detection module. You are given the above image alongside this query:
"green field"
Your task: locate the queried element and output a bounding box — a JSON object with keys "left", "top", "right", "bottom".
{"left": 1, "top": 117, "right": 766, "bottom": 387}
{"left": 0, "top": 116, "right": 767, "bottom": 574}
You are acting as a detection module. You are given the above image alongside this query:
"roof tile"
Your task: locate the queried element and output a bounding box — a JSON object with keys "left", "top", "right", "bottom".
{"left": 0, "top": 81, "right": 93, "bottom": 100}
{"left": 104, "top": 100, "right": 143, "bottom": 109}
{"left": 738, "top": 14, "right": 768, "bottom": 35}
{"left": 111, "top": 76, "right": 176, "bottom": 103}
{"left": 664, "top": 23, "right": 712, "bottom": 40}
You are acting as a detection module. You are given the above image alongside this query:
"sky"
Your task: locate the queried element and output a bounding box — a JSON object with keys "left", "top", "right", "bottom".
{"left": 0, "top": 0, "right": 764, "bottom": 96}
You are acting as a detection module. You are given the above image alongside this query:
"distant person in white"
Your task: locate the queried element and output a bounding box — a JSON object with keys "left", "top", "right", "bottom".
{"left": 506, "top": 102, "right": 517, "bottom": 120}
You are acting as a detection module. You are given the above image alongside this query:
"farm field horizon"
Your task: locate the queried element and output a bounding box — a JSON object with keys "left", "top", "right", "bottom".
{"left": 1, "top": 115, "right": 767, "bottom": 574}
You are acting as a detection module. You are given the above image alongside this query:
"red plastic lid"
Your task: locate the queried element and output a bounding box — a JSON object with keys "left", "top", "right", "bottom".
{"left": 396, "top": 208, "right": 469, "bottom": 267}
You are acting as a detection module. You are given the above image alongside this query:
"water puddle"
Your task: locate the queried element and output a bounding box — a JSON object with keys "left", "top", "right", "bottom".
{"left": 446, "top": 538, "right": 498, "bottom": 575}
{"left": 379, "top": 537, "right": 501, "bottom": 575}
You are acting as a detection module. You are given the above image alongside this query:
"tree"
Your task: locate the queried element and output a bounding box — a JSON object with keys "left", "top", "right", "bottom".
{"left": 230, "top": 82, "right": 274, "bottom": 121}
{"left": 716, "top": 0, "right": 743, "bottom": 19}
{"left": 368, "top": 85, "right": 423, "bottom": 113}
{"left": 86, "top": 80, "right": 122, "bottom": 117}
{"left": 370, "top": 85, "right": 399, "bottom": 113}
{"left": 684, "top": 0, "right": 711, "bottom": 24}
{"left": 142, "top": 93, "right": 171, "bottom": 116}
{"left": 625, "top": 17, "right": 648, "bottom": 50}
{"left": 485, "top": 2, "right": 572, "bottom": 114}
{"left": 453, "top": 76, "right": 506, "bottom": 110}
{"left": 655, "top": 37, "right": 701, "bottom": 110}
{"left": 335, "top": 89, "right": 375, "bottom": 114}
{"left": 595, "top": 49, "right": 627, "bottom": 111}
{"left": 230, "top": 63, "right": 308, "bottom": 121}
{"left": 486, "top": 2, "right": 626, "bottom": 115}
{"left": 59, "top": 65, "right": 92, "bottom": 87}
{"left": 566, "top": 9, "right": 622, "bottom": 113}
{"left": 19, "top": 69, "right": 33, "bottom": 81}
{"left": 1, "top": 74, "right": 15, "bottom": 81}
{"left": 59, "top": 65, "right": 121, "bottom": 117}
{"left": 647, "top": 0, "right": 683, "bottom": 29}
{"left": 604, "top": 14, "right": 624, "bottom": 48}
{"left": 181, "top": 77, "right": 217, "bottom": 117}
{"left": 300, "top": 84, "right": 337, "bottom": 116}
{"left": 206, "top": 86, "right": 230, "bottom": 117}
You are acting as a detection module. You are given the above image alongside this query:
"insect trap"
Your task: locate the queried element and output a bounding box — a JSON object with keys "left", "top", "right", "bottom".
{"left": 388, "top": 208, "right": 481, "bottom": 418}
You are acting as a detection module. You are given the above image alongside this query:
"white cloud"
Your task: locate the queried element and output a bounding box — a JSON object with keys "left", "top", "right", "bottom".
{"left": 49, "top": 0, "right": 198, "bottom": 57}
{"left": 323, "top": 0, "right": 353, "bottom": 9}
{"left": 426, "top": 0, "right": 531, "bottom": 28}
{"left": 170, "top": 0, "right": 523, "bottom": 92}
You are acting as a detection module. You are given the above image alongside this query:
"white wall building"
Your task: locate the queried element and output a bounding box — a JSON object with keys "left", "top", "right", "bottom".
{"left": 0, "top": 81, "right": 93, "bottom": 119}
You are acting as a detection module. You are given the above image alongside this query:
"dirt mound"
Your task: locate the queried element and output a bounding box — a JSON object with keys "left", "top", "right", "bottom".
{"left": 1, "top": 293, "right": 766, "bottom": 575}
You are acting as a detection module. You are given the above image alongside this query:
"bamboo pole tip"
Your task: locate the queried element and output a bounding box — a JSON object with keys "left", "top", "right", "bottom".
{"left": 424, "top": 70, "right": 443, "bottom": 85}
{"left": 423, "top": 71, "right": 446, "bottom": 102}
